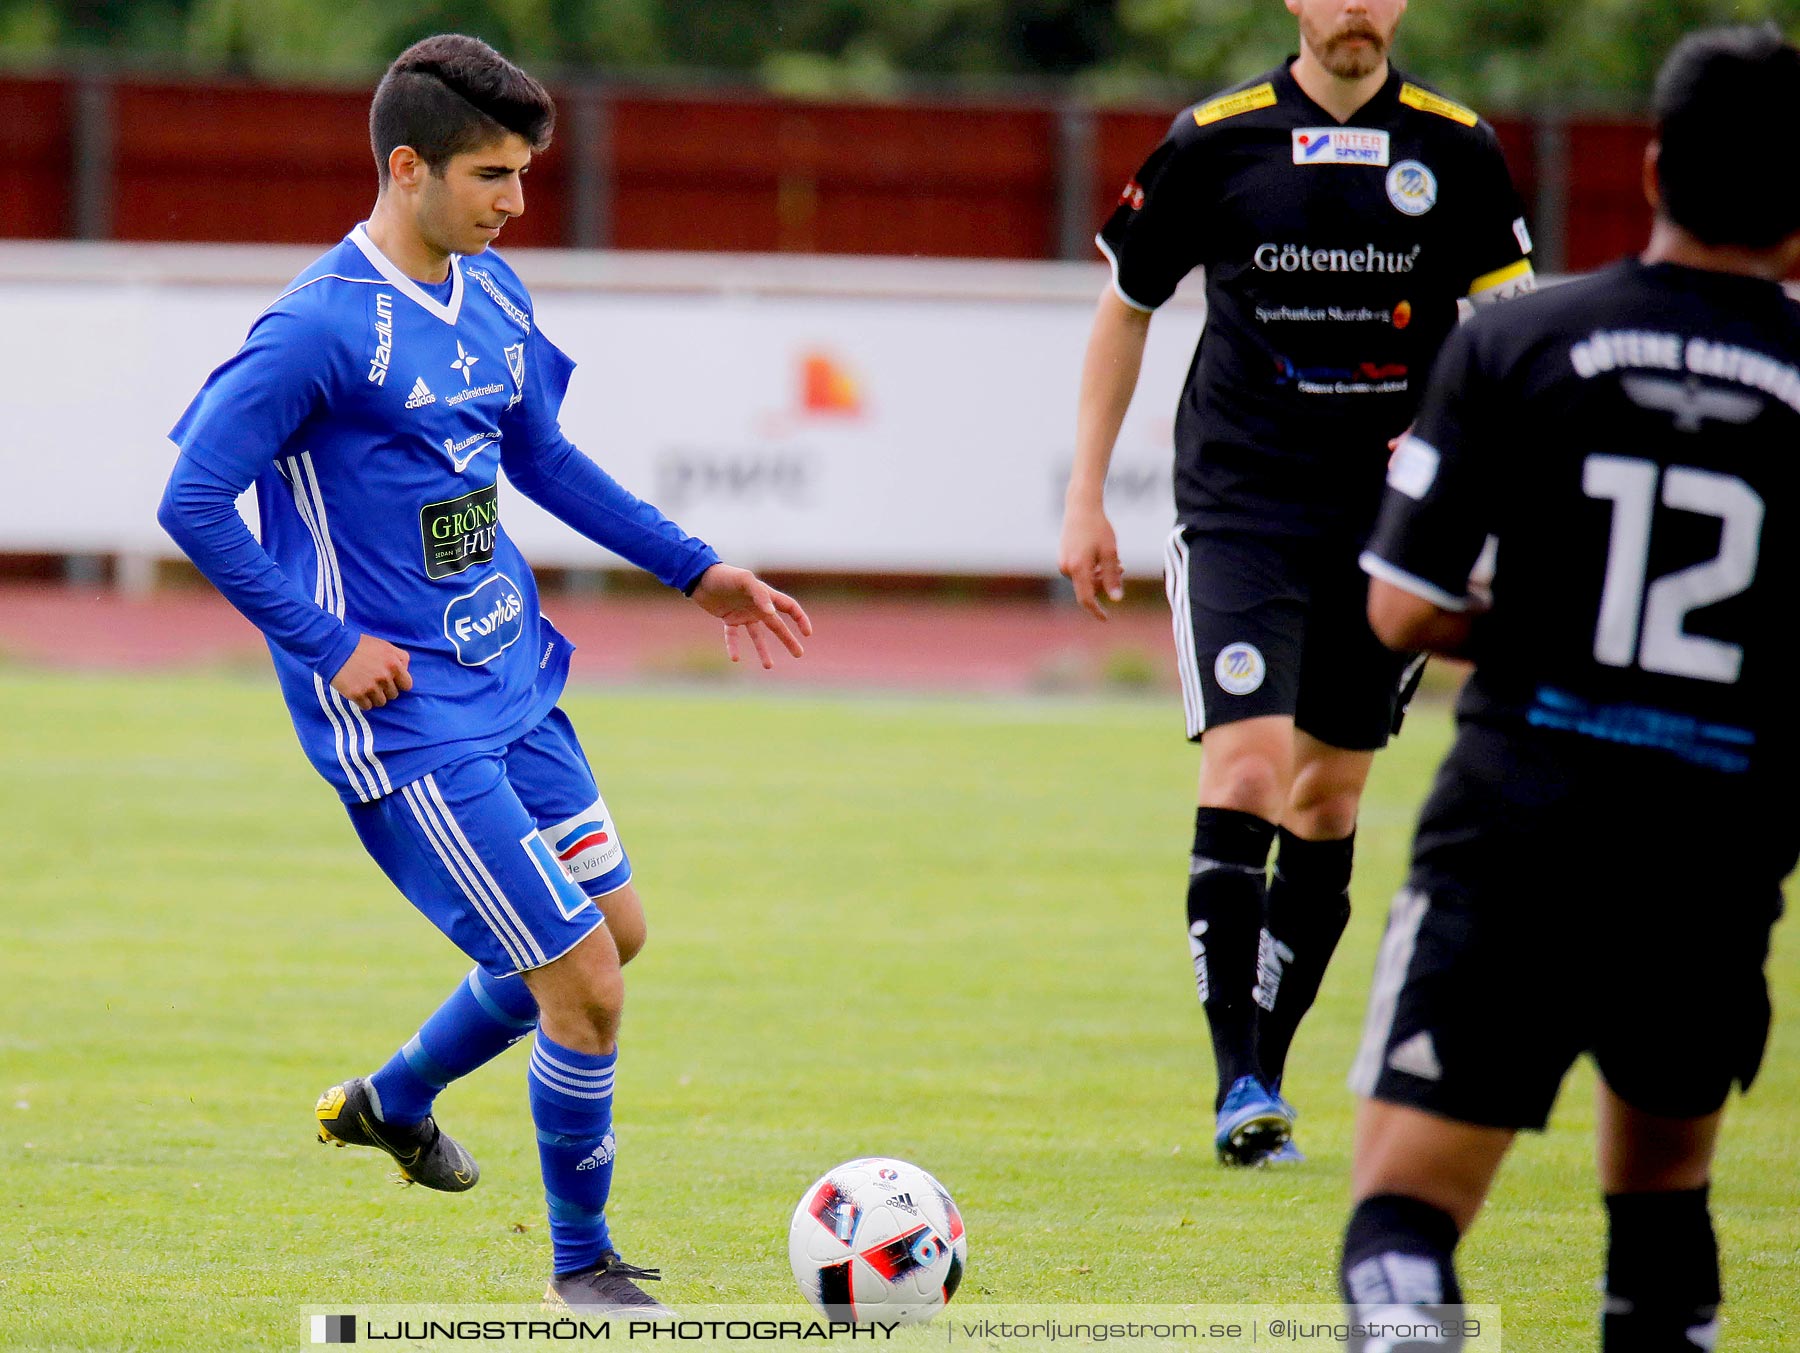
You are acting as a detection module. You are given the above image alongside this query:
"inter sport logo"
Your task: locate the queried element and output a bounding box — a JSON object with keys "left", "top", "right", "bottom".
{"left": 1291, "top": 128, "right": 1391, "bottom": 166}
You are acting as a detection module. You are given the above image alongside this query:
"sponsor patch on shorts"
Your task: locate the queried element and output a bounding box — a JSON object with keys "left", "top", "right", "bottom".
{"left": 542, "top": 798, "right": 627, "bottom": 887}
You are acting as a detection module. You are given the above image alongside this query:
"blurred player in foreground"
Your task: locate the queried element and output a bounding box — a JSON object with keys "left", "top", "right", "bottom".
{"left": 1061, "top": 0, "right": 1534, "bottom": 1164}
{"left": 1344, "top": 24, "right": 1799, "bottom": 1351}
{"left": 158, "top": 34, "right": 809, "bottom": 1311}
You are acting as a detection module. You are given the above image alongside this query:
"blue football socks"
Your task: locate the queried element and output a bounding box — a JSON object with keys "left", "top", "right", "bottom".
{"left": 529, "top": 1032, "right": 617, "bottom": 1275}
{"left": 367, "top": 966, "right": 539, "bottom": 1124}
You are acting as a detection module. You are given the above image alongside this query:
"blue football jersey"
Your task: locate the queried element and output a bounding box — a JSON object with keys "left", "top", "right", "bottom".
{"left": 166, "top": 225, "right": 716, "bottom": 804}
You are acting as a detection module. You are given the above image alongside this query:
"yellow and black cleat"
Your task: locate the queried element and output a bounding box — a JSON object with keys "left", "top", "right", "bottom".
{"left": 314, "top": 1076, "right": 480, "bottom": 1192}
{"left": 546, "top": 1253, "right": 671, "bottom": 1315}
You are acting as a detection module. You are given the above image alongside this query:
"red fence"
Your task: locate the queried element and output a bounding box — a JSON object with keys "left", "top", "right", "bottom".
{"left": 2, "top": 76, "right": 72, "bottom": 238}
{"left": 3, "top": 72, "right": 1652, "bottom": 270}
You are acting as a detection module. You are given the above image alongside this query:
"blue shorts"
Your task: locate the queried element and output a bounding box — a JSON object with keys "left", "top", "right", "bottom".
{"left": 349, "top": 708, "right": 632, "bottom": 977}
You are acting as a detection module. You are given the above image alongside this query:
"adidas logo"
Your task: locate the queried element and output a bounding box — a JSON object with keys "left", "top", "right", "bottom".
{"left": 404, "top": 376, "right": 437, "bottom": 409}
{"left": 576, "top": 1131, "right": 616, "bottom": 1172}
{"left": 1386, "top": 1031, "right": 1443, "bottom": 1082}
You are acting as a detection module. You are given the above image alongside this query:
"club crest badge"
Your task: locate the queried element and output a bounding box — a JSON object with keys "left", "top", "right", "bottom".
{"left": 1387, "top": 160, "right": 1438, "bottom": 216}
{"left": 504, "top": 343, "right": 526, "bottom": 408}
{"left": 1214, "top": 643, "right": 1266, "bottom": 696}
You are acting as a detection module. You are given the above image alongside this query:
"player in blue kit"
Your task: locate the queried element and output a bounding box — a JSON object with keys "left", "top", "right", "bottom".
{"left": 157, "top": 35, "right": 811, "bottom": 1311}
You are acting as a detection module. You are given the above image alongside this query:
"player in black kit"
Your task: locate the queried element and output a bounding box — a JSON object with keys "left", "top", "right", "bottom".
{"left": 1341, "top": 25, "right": 1800, "bottom": 1352}
{"left": 1059, "top": 0, "right": 1534, "bottom": 1164}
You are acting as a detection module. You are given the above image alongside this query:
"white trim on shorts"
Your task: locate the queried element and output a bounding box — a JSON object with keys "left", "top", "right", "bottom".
{"left": 1348, "top": 887, "right": 1432, "bottom": 1096}
{"left": 1164, "top": 525, "right": 1206, "bottom": 738}
{"left": 399, "top": 774, "right": 546, "bottom": 971}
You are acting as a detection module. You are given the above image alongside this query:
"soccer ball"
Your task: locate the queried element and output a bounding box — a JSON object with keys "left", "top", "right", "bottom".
{"left": 788, "top": 1157, "right": 968, "bottom": 1325}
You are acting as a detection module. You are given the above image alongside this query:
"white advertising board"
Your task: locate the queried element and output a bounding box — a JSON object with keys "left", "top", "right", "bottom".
{"left": 0, "top": 243, "right": 1205, "bottom": 576}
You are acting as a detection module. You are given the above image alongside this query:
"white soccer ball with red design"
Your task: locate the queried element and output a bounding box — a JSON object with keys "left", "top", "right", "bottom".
{"left": 787, "top": 1157, "right": 968, "bottom": 1325}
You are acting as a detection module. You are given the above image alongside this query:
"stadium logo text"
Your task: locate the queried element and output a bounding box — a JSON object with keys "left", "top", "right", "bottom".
{"left": 368, "top": 293, "right": 394, "bottom": 385}
{"left": 654, "top": 451, "right": 815, "bottom": 510}
{"left": 1253, "top": 243, "right": 1421, "bottom": 274}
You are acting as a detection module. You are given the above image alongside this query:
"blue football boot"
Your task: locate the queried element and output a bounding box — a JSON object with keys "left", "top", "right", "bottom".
{"left": 1214, "top": 1075, "right": 1293, "bottom": 1166}
{"left": 1260, "top": 1083, "right": 1304, "bottom": 1164}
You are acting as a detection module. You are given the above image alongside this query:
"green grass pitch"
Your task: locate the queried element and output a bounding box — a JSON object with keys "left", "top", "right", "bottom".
{"left": 2, "top": 670, "right": 1795, "bottom": 1351}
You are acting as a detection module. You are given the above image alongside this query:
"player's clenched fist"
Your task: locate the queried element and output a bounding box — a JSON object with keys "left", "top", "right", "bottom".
{"left": 331, "top": 634, "right": 414, "bottom": 710}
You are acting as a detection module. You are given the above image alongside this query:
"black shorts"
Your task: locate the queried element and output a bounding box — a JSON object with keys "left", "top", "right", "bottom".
{"left": 1349, "top": 877, "right": 1780, "bottom": 1129}
{"left": 1162, "top": 525, "right": 1421, "bottom": 750}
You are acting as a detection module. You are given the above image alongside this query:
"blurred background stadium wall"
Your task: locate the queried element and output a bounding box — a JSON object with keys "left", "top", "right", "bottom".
{"left": 0, "top": 245, "right": 1201, "bottom": 578}
{"left": 0, "top": 67, "right": 1656, "bottom": 600}
{"left": 0, "top": 3, "right": 1711, "bottom": 667}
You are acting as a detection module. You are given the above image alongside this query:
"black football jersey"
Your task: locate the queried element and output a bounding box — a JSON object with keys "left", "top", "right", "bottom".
{"left": 1365, "top": 260, "right": 1800, "bottom": 848}
{"left": 1100, "top": 61, "right": 1532, "bottom": 538}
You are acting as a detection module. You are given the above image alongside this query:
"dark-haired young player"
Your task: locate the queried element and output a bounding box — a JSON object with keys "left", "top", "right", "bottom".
{"left": 1343, "top": 24, "right": 1800, "bottom": 1351}
{"left": 1060, "top": 0, "right": 1534, "bottom": 1165}
{"left": 158, "top": 35, "right": 810, "bottom": 1311}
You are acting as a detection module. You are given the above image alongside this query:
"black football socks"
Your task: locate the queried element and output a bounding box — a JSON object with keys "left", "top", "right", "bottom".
{"left": 1187, "top": 807, "right": 1276, "bottom": 1108}
{"left": 1256, "top": 828, "right": 1354, "bottom": 1091}
{"left": 1602, "top": 1188, "right": 1721, "bottom": 1352}
{"left": 1341, "top": 1193, "right": 1466, "bottom": 1352}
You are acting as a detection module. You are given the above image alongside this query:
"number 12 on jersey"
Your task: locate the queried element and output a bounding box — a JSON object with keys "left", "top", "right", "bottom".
{"left": 1582, "top": 454, "right": 1764, "bottom": 684}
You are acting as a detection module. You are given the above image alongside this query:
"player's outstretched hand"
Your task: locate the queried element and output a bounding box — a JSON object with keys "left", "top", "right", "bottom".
{"left": 330, "top": 634, "right": 413, "bottom": 711}
{"left": 687, "top": 564, "right": 813, "bottom": 670}
{"left": 1058, "top": 503, "right": 1125, "bottom": 621}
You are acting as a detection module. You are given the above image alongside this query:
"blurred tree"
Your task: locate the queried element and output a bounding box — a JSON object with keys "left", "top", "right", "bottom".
{"left": 3, "top": 0, "right": 1799, "bottom": 110}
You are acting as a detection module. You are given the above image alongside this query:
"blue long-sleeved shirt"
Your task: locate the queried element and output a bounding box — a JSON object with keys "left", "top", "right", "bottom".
{"left": 161, "top": 227, "right": 717, "bottom": 803}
